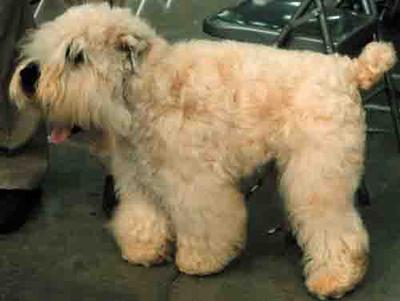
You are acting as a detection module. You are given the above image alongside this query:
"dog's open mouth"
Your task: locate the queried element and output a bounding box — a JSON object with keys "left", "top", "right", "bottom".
{"left": 48, "top": 125, "right": 83, "bottom": 144}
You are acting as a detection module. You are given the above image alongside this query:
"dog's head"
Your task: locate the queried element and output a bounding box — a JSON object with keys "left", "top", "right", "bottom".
{"left": 10, "top": 4, "right": 159, "bottom": 143}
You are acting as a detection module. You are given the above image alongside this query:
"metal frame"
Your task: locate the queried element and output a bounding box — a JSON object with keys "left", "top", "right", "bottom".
{"left": 273, "top": 0, "right": 334, "bottom": 53}
{"left": 136, "top": 0, "right": 173, "bottom": 15}
{"left": 33, "top": 0, "right": 45, "bottom": 20}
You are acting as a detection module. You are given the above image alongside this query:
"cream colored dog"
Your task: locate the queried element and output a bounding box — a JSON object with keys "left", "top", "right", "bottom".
{"left": 10, "top": 4, "right": 397, "bottom": 299}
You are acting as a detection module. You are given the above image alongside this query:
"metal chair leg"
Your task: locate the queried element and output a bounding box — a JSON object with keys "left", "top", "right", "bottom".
{"left": 136, "top": 0, "right": 146, "bottom": 15}
{"left": 315, "top": 0, "right": 335, "bottom": 53}
{"left": 383, "top": 73, "right": 400, "bottom": 151}
{"left": 33, "top": 0, "right": 45, "bottom": 20}
{"left": 165, "top": 0, "right": 173, "bottom": 9}
{"left": 273, "top": 0, "right": 314, "bottom": 47}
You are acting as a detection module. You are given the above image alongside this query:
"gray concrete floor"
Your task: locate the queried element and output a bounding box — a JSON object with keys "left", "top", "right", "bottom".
{"left": 2, "top": 1, "right": 400, "bottom": 300}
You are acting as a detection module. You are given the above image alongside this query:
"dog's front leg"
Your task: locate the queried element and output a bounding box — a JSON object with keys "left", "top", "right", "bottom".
{"left": 164, "top": 172, "right": 247, "bottom": 275}
{"left": 279, "top": 139, "right": 368, "bottom": 299}
{"left": 109, "top": 183, "right": 172, "bottom": 266}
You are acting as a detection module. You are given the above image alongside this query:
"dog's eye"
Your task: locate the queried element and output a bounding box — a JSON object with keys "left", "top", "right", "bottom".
{"left": 73, "top": 51, "right": 85, "bottom": 65}
{"left": 66, "top": 45, "right": 85, "bottom": 65}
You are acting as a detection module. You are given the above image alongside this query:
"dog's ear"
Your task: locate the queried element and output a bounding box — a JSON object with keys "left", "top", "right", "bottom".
{"left": 118, "top": 34, "right": 148, "bottom": 73}
{"left": 19, "top": 61, "right": 41, "bottom": 96}
{"left": 9, "top": 60, "right": 41, "bottom": 108}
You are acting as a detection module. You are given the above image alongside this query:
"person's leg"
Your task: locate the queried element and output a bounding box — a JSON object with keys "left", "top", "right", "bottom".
{"left": 0, "top": 0, "right": 48, "bottom": 233}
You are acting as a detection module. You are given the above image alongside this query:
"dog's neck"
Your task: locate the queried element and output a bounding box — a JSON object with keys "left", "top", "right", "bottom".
{"left": 111, "top": 37, "right": 171, "bottom": 154}
{"left": 143, "top": 37, "right": 170, "bottom": 66}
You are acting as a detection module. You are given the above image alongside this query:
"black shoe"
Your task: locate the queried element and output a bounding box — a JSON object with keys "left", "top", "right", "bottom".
{"left": 0, "top": 188, "right": 41, "bottom": 234}
{"left": 102, "top": 175, "right": 119, "bottom": 218}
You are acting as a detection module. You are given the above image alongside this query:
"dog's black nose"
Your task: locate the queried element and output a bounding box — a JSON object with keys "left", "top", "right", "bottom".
{"left": 71, "top": 125, "right": 83, "bottom": 134}
{"left": 20, "top": 62, "right": 40, "bottom": 95}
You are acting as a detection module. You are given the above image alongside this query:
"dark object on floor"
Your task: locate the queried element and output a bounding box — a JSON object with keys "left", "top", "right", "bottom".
{"left": 357, "top": 179, "right": 371, "bottom": 206}
{"left": 0, "top": 188, "right": 41, "bottom": 233}
{"left": 102, "top": 175, "right": 118, "bottom": 218}
{"left": 378, "top": 0, "right": 400, "bottom": 26}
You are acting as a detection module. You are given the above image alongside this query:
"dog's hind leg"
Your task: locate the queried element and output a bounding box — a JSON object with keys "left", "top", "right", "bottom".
{"left": 278, "top": 117, "right": 368, "bottom": 299}
{"left": 164, "top": 172, "right": 247, "bottom": 275}
{"left": 109, "top": 184, "right": 172, "bottom": 266}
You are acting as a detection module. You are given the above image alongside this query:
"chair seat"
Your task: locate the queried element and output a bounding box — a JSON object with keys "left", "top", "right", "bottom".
{"left": 203, "top": 0, "right": 376, "bottom": 55}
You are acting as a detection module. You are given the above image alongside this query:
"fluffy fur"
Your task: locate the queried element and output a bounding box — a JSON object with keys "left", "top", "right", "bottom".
{"left": 10, "top": 4, "right": 397, "bottom": 299}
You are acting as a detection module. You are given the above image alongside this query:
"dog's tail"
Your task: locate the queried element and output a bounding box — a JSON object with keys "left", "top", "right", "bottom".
{"left": 352, "top": 42, "right": 397, "bottom": 90}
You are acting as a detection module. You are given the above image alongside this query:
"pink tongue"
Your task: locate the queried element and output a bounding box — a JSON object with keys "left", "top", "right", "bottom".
{"left": 49, "top": 128, "right": 71, "bottom": 144}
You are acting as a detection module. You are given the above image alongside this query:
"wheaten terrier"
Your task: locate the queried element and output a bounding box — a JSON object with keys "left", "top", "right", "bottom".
{"left": 10, "top": 4, "right": 397, "bottom": 299}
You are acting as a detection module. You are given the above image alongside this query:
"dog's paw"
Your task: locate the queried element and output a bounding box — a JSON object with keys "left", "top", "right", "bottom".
{"left": 176, "top": 251, "right": 228, "bottom": 275}
{"left": 121, "top": 239, "right": 171, "bottom": 266}
{"left": 110, "top": 200, "right": 173, "bottom": 267}
{"left": 306, "top": 272, "right": 351, "bottom": 300}
{"left": 114, "top": 221, "right": 172, "bottom": 267}
{"left": 305, "top": 252, "right": 368, "bottom": 299}
{"left": 175, "top": 239, "right": 242, "bottom": 275}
